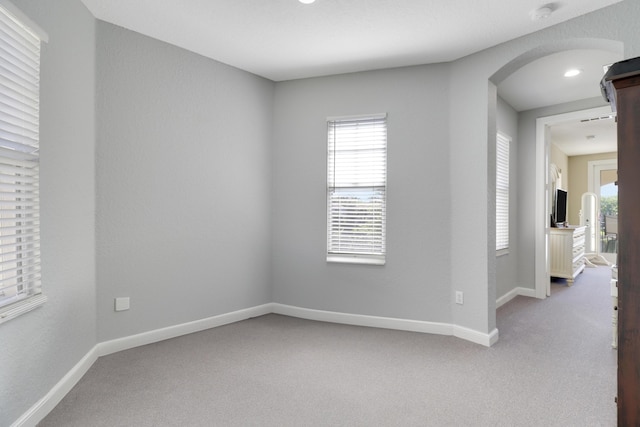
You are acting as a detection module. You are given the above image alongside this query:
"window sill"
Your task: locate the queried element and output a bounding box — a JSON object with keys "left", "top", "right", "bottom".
{"left": 0, "top": 294, "right": 47, "bottom": 325}
{"left": 496, "top": 248, "right": 509, "bottom": 257}
{"left": 327, "top": 254, "right": 386, "bottom": 265}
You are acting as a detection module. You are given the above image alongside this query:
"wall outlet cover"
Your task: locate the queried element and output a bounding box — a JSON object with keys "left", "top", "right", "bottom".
{"left": 455, "top": 291, "right": 464, "bottom": 305}
{"left": 115, "top": 297, "right": 130, "bottom": 311}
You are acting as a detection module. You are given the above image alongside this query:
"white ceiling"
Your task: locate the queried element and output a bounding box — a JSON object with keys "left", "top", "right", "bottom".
{"left": 80, "top": 0, "right": 623, "bottom": 156}
{"left": 80, "top": 0, "right": 622, "bottom": 82}
{"left": 550, "top": 112, "right": 617, "bottom": 157}
{"left": 498, "top": 49, "right": 622, "bottom": 112}
{"left": 497, "top": 48, "right": 621, "bottom": 157}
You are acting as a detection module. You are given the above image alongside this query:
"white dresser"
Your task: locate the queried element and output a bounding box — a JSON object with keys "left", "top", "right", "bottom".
{"left": 549, "top": 226, "right": 586, "bottom": 284}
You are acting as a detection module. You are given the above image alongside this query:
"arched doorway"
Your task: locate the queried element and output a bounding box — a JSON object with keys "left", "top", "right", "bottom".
{"left": 489, "top": 38, "right": 623, "bottom": 303}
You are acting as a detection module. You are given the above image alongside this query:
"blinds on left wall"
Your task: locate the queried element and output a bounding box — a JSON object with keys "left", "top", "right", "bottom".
{"left": 0, "top": 2, "right": 47, "bottom": 323}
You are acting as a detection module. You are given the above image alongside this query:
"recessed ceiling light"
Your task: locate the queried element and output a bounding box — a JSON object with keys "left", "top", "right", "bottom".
{"left": 299, "top": 0, "right": 315, "bottom": 4}
{"left": 564, "top": 69, "right": 582, "bottom": 78}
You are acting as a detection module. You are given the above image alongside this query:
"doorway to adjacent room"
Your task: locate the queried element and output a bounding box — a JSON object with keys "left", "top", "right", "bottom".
{"left": 589, "top": 159, "right": 618, "bottom": 265}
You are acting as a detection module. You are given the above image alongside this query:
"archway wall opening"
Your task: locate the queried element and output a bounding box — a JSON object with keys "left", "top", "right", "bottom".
{"left": 448, "top": 0, "right": 637, "bottom": 338}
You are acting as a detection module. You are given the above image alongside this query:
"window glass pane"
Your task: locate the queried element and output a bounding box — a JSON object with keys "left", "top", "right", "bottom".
{"left": 327, "top": 116, "right": 387, "bottom": 260}
{"left": 496, "top": 133, "right": 509, "bottom": 251}
{"left": 600, "top": 171, "right": 617, "bottom": 254}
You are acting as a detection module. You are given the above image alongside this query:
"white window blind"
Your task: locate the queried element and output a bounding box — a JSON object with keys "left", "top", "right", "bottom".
{"left": 0, "top": 3, "right": 45, "bottom": 323}
{"left": 327, "top": 114, "right": 387, "bottom": 264}
{"left": 496, "top": 132, "right": 510, "bottom": 252}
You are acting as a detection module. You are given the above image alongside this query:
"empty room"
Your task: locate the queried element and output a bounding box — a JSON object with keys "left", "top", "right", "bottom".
{"left": 2, "top": 0, "right": 639, "bottom": 425}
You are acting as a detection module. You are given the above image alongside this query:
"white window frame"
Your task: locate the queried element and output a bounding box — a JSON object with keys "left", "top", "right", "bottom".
{"left": 0, "top": 0, "right": 47, "bottom": 324}
{"left": 496, "top": 131, "right": 510, "bottom": 255}
{"left": 327, "top": 113, "right": 387, "bottom": 265}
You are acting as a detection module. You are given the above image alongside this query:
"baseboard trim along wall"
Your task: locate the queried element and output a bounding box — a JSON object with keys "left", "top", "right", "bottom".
{"left": 454, "top": 324, "right": 499, "bottom": 347}
{"left": 272, "top": 303, "right": 454, "bottom": 335}
{"left": 14, "top": 304, "right": 273, "bottom": 427}
{"left": 496, "top": 287, "right": 537, "bottom": 309}
{"left": 11, "top": 347, "right": 99, "bottom": 427}
{"left": 96, "top": 303, "right": 274, "bottom": 357}
{"left": 271, "top": 303, "right": 498, "bottom": 347}
{"left": 15, "top": 302, "right": 498, "bottom": 426}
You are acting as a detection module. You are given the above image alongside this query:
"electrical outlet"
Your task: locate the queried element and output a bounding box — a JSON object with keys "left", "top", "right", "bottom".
{"left": 455, "top": 291, "right": 464, "bottom": 305}
{"left": 114, "top": 297, "right": 130, "bottom": 312}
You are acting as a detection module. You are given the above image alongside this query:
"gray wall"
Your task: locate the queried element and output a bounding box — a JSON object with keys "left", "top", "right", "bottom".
{"left": 0, "top": 0, "right": 96, "bottom": 425}
{"left": 6, "top": 1, "right": 640, "bottom": 424}
{"left": 269, "top": 0, "right": 640, "bottom": 336}
{"left": 449, "top": 0, "right": 640, "bottom": 334}
{"left": 496, "top": 96, "right": 519, "bottom": 300}
{"left": 96, "top": 22, "right": 274, "bottom": 341}
{"left": 272, "top": 65, "right": 452, "bottom": 323}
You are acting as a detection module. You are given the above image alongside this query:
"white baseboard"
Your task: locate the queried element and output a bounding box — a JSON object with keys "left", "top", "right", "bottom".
{"left": 272, "top": 303, "right": 498, "bottom": 346}
{"left": 97, "top": 303, "right": 273, "bottom": 357}
{"left": 496, "top": 287, "right": 537, "bottom": 308}
{"left": 15, "top": 302, "right": 498, "bottom": 426}
{"left": 11, "top": 346, "right": 99, "bottom": 427}
{"left": 454, "top": 324, "right": 499, "bottom": 347}
{"left": 272, "top": 303, "right": 454, "bottom": 336}
{"left": 12, "top": 304, "right": 273, "bottom": 427}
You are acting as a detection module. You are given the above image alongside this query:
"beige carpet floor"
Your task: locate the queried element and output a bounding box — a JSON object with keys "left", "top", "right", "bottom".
{"left": 39, "top": 266, "right": 616, "bottom": 426}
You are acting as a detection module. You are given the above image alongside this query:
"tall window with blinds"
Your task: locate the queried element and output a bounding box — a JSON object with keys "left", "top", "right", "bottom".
{"left": 327, "top": 114, "right": 387, "bottom": 265}
{"left": 0, "top": 4, "right": 46, "bottom": 323}
{"left": 496, "top": 132, "right": 510, "bottom": 253}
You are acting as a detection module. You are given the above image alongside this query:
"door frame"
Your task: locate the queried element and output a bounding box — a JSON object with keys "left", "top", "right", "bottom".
{"left": 534, "top": 106, "right": 613, "bottom": 299}
{"left": 589, "top": 158, "right": 618, "bottom": 262}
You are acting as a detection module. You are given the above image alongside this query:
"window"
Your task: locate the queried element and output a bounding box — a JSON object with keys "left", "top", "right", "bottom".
{"left": 0, "top": 2, "right": 46, "bottom": 324}
{"left": 496, "top": 132, "right": 510, "bottom": 253}
{"left": 327, "top": 114, "right": 387, "bottom": 265}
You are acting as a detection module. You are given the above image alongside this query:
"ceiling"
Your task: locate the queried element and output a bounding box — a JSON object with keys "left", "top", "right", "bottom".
{"left": 80, "top": 0, "right": 622, "bottom": 82}
{"left": 498, "top": 48, "right": 621, "bottom": 157}
{"left": 498, "top": 49, "right": 622, "bottom": 112}
{"left": 550, "top": 112, "right": 617, "bottom": 156}
{"left": 80, "top": 0, "right": 623, "bottom": 156}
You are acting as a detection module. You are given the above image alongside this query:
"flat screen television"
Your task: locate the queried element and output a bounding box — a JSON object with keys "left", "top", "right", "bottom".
{"left": 555, "top": 189, "right": 568, "bottom": 225}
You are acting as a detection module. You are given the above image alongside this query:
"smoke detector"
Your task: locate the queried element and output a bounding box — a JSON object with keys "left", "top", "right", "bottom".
{"left": 530, "top": 6, "right": 553, "bottom": 21}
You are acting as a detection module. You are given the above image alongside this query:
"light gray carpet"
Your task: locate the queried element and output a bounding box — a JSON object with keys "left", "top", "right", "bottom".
{"left": 39, "top": 266, "right": 616, "bottom": 426}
